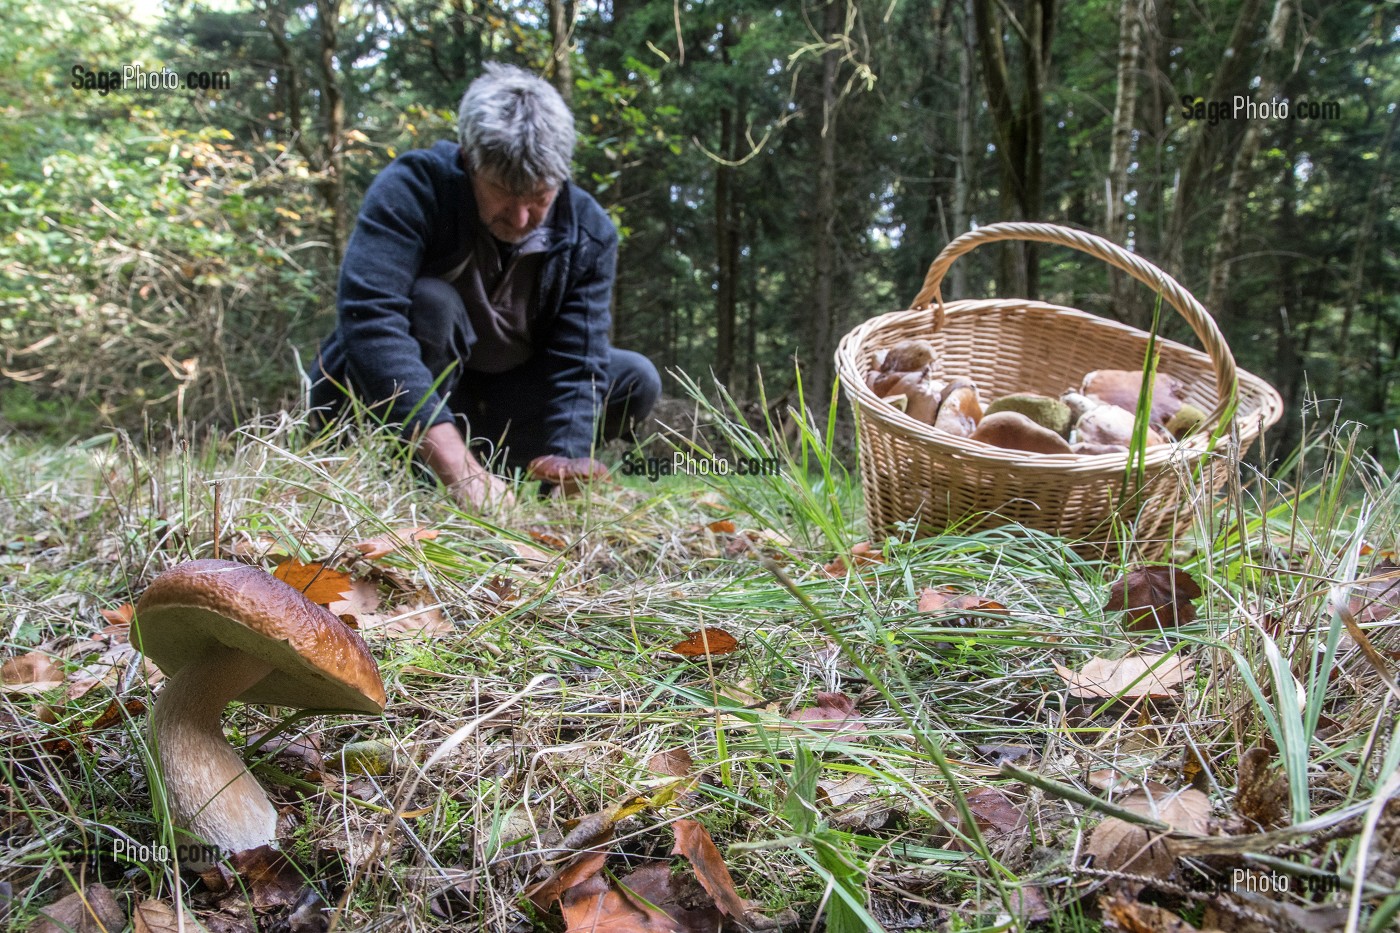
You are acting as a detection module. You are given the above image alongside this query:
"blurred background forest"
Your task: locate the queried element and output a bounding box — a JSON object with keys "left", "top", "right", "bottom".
{"left": 1, "top": 0, "right": 1396, "bottom": 463}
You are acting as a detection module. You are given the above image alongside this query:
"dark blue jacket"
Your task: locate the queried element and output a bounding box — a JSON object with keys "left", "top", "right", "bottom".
{"left": 315, "top": 140, "right": 617, "bottom": 457}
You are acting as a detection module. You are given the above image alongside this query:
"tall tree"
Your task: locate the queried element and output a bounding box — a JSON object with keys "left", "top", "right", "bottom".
{"left": 1105, "top": 0, "right": 1143, "bottom": 320}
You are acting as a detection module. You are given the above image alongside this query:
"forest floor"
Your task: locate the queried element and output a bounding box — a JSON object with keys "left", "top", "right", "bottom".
{"left": 1, "top": 400, "right": 1398, "bottom": 933}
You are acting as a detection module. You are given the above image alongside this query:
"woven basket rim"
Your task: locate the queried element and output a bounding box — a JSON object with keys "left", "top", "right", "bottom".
{"left": 836, "top": 297, "right": 1284, "bottom": 474}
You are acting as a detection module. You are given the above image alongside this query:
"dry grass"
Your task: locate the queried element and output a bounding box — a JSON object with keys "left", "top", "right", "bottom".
{"left": 1, "top": 402, "right": 1397, "bottom": 932}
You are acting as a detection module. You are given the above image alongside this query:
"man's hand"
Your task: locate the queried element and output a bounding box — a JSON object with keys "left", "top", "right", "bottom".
{"left": 419, "top": 422, "right": 516, "bottom": 510}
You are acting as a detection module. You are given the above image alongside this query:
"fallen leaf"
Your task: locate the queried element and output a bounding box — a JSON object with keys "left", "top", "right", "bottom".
{"left": 706, "top": 520, "right": 736, "bottom": 534}
{"left": 1086, "top": 788, "right": 1210, "bottom": 879}
{"left": 1055, "top": 654, "right": 1192, "bottom": 700}
{"left": 325, "top": 577, "right": 381, "bottom": 621}
{"left": 937, "top": 787, "right": 1028, "bottom": 851}
{"left": 559, "top": 869, "right": 676, "bottom": 932}
{"left": 530, "top": 530, "right": 570, "bottom": 550}
{"left": 512, "top": 541, "right": 554, "bottom": 566}
{"left": 0, "top": 651, "right": 64, "bottom": 694}
{"left": 227, "top": 845, "right": 309, "bottom": 912}
{"left": 99, "top": 603, "right": 135, "bottom": 626}
{"left": 787, "top": 691, "right": 866, "bottom": 737}
{"left": 1349, "top": 558, "right": 1400, "bottom": 623}
{"left": 918, "top": 586, "right": 1008, "bottom": 617}
{"left": 816, "top": 774, "right": 891, "bottom": 831}
{"left": 133, "top": 898, "right": 206, "bottom": 933}
{"left": 272, "top": 559, "right": 354, "bottom": 607}
{"left": 352, "top": 526, "right": 438, "bottom": 560}
{"left": 614, "top": 863, "right": 726, "bottom": 933}
{"left": 669, "top": 628, "right": 740, "bottom": 658}
{"left": 973, "top": 744, "right": 1035, "bottom": 767}
{"left": 1234, "top": 746, "right": 1288, "bottom": 830}
{"left": 29, "top": 883, "right": 126, "bottom": 933}
{"left": 1105, "top": 565, "right": 1202, "bottom": 631}
{"left": 672, "top": 819, "right": 751, "bottom": 920}
{"left": 88, "top": 698, "right": 146, "bottom": 731}
{"left": 382, "top": 602, "right": 453, "bottom": 639}
{"left": 1100, "top": 893, "right": 1203, "bottom": 932}
{"left": 647, "top": 747, "right": 695, "bottom": 778}
{"left": 821, "top": 541, "right": 883, "bottom": 577}
{"left": 528, "top": 849, "right": 611, "bottom": 911}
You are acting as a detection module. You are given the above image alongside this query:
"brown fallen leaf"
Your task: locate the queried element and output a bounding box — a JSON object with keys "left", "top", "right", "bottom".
{"left": 647, "top": 747, "right": 695, "bottom": 778}
{"left": 528, "top": 849, "right": 611, "bottom": 912}
{"left": 1055, "top": 654, "right": 1192, "bottom": 700}
{"left": 29, "top": 883, "right": 126, "bottom": 933}
{"left": 325, "top": 577, "right": 381, "bottom": 621}
{"left": 1100, "top": 893, "right": 1204, "bottom": 932}
{"left": 821, "top": 541, "right": 883, "bottom": 577}
{"left": 672, "top": 819, "right": 752, "bottom": 921}
{"left": 99, "top": 603, "right": 135, "bottom": 626}
{"left": 787, "top": 692, "right": 866, "bottom": 737}
{"left": 669, "top": 628, "right": 740, "bottom": 658}
{"left": 381, "top": 602, "right": 453, "bottom": 639}
{"left": 352, "top": 526, "right": 439, "bottom": 560}
{"left": 918, "top": 586, "right": 1008, "bottom": 618}
{"left": 559, "top": 869, "right": 677, "bottom": 932}
{"left": 0, "top": 650, "right": 64, "bottom": 694}
{"left": 1086, "top": 787, "right": 1210, "bottom": 879}
{"left": 1105, "top": 565, "right": 1202, "bottom": 631}
{"left": 88, "top": 698, "right": 146, "bottom": 731}
{"left": 615, "top": 863, "right": 726, "bottom": 933}
{"left": 133, "top": 897, "right": 206, "bottom": 933}
{"left": 816, "top": 774, "right": 891, "bottom": 832}
{"left": 1349, "top": 558, "right": 1400, "bottom": 623}
{"left": 530, "top": 529, "right": 570, "bottom": 551}
{"left": 937, "top": 787, "right": 1028, "bottom": 851}
{"left": 706, "top": 520, "right": 736, "bottom": 534}
{"left": 272, "top": 559, "right": 355, "bottom": 607}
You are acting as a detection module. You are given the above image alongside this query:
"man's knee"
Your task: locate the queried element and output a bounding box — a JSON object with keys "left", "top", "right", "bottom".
{"left": 409, "top": 278, "right": 473, "bottom": 379}
{"left": 608, "top": 349, "right": 661, "bottom": 415}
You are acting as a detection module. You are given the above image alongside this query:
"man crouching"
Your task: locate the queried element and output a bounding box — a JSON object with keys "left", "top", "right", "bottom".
{"left": 310, "top": 62, "right": 660, "bottom": 508}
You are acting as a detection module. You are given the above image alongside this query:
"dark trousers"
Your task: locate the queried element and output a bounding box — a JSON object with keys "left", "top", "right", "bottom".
{"left": 316, "top": 278, "right": 660, "bottom": 470}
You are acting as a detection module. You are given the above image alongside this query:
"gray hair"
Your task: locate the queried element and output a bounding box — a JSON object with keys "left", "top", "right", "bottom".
{"left": 458, "top": 62, "right": 575, "bottom": 194}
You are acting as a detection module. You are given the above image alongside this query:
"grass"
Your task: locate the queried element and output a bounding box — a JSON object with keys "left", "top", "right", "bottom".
{"left": 1, "top": 390, "right": 1398, "bottom": 932}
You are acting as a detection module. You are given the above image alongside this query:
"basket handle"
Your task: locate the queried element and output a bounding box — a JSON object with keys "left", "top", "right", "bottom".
{"left": 911, "top": 221, "right": 1239, "bottom": 427}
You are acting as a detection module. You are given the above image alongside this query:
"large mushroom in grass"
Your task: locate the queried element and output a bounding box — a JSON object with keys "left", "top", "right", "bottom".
{"left": 134, "top": 560, "right": 385, "bottom": 866}
{"left": 527, "top": 455, "right": 612, "bottom": 497}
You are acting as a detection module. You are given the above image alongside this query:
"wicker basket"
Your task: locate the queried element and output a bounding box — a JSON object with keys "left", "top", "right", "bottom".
{"left": 836, "top": 222, "right": 1284, "bottom": 559}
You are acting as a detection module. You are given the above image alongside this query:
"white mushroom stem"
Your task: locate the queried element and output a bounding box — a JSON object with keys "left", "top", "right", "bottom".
{"left": 150, "top": 643, "right": 278, "bottom": 864}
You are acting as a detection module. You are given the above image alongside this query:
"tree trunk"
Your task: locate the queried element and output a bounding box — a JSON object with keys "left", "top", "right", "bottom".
{"left": 314, "top": 0, "right": 347, "bottom": 264}
{"left": 1163, "top": 0, "right": 1263, "bottom": 278}
{"left": 547, "top": 0, "right": 574, "bottom": 105}
{"left": 1106, "top": 0, "right": 1143, "bottom": 322}
{"left": 808, "top": 0, "right": 843, "bottom": 407}
{"left": 1204, "top": 0, "right": 1292, "bottom": 323}
{"left": 950, "top": 0, "right": 976, "bottom": 299}
{"left": 713, "top": 20, "right": 741, "bottom": 387}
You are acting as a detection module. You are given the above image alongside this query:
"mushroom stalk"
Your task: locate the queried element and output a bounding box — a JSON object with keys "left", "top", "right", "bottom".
{"left": 150, "top": 643, "right": 278, "bottom": 864}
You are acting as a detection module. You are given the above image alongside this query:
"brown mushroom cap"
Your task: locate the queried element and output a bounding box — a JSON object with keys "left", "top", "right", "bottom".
{"left": 527, "top": 455, "right": 612, "bottom": 485}
{"left": 135, "top": 560, "right": 385, "bottom": 714}
{"left": 971, "top": 411, "right": 1074, "bottom": 454}
{"left": 933, "top": 379, "right": 983, "bottom": 437}
{"left": 876, "top": 339, "right": 936, "bottom": 374}
{"left": 1081, "top": 369, "right": 1188, "bottom": 428}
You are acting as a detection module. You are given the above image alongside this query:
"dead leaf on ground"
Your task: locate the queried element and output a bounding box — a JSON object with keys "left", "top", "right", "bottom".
{"left": 0, "top": 651, "right": 64, "bottom": 694}
{"left": 1055, "top": 654, "right": 1192, "bottom": 700}
{"left": 786, "top": 692, "right": 866, "bottom": 738}
{"left": 351, "top": 526, "right": 438, "bottom": 560}
{"left": 529, "top": 530, "right": 570, "bottom": 551}
{"left": 974, "top": 744, "right": 1036, "bottom": 767}
{"left": 1105, "top": 565, "right": 1202, "bottom": 631}
{"left": 558, "top": 868, "right": 677, "bottom": 932}
{"left": 647, "top": 747, "right": 695, "bottom": 778}
{"left": 816, "top": 774, "right": 891, "bottom": 831}
{"left": 706, "top": 520, "right": 736, "bottom": 534}
{"left": 133, "top": 898, "right": 207, "bottom": 933}
{"left": 1349, "top": 558, "right": 1400, "bottom": 623}
{"left": 88, "top": 698, "right": 146, "bottom": 731}
{"left": 669, "top": 628, "right": 740, "bottom": 658}
{"left": 1100, "top": 893, "right": 1206, "bottom": 932}
{"left": 379, "top": 602, "right": 453, "bottom": 639}
{"left": 723, "top": 527, "right": 790, "bottom": 561}
{"left": 937, "top": 787, "right": 1028, "bottom": 851}
{"left": 672, "top": 819, "right": 752, "bottom": 920}
{"left": 528, "top": 849, "right": 611, "bottom": 912}
{"left": 325, "top": 577, "right": 381, "bottom": 621}
{"left": 918, "top": 586, "right": 1008, "bottom": 619}
{"left": 272, "top": 559, "right": 354, "bottom": 607}
{"left": 1234, "top": 746, "right": 1288, "bottom": 830}
{"left": 29, "top": 883, "right": 126, "bottom": 933}
{"left": 200, "top": 846, "right": 310, "bottom": 913}
{"left": 1086, "top": 787, "right": 1210, "bottom": 879}
{"left": 99, "top": 603, "right": 135, "bottom": 626}
{"left": 821, "top": 541, "right": 883, "bottom": 577}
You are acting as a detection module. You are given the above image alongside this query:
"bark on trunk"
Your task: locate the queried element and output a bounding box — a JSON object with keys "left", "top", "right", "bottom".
{"left": 314, "top": 0, "right": 347, "bottom": 264}
{"left": 1106, "top": 0, "right": 1143, "bottom": 323}
{"left": 808, "top": 0, "right": 843, "bottom": 406}
{"left": 951, "top": 0, "right": 976, "bottom": 299}
{"left": 547, "top": 0, "right": 574, "bottom": 105}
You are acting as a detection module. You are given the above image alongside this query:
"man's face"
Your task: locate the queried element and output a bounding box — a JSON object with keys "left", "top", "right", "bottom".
{"left": 471, "top": 168, "right": 558, "bottom": 244}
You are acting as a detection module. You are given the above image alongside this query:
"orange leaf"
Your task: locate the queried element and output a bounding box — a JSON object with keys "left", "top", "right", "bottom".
{"left": 670, "top": 628, "right": 739, "bottom": 658}
{"left": 917, "top": 586, "right": 1008, "bottom": 616}
{"left": 706, "top": 520, "right": 736, "bottom": 534}
{"left": 671, "top": 819, "right": 752, "bottom": 920}
{"left": 99, "top": 604, "right": 135, "bottom": 626}
{"left": 352, "top": 526, "right": 438, "bottom": 560}
{"left": 529, "top": 530, "right": 569, "bottom": 550}
{"left": 821, "top": 541, "right": 883, "bottom": 577}
{"left": 89, "top": 698, "right": 146, "bottom": 732}
{"left": 272, "top": 559, "right": 354, "bottom": 607}
{"left": 527, "top": 850, "right": 610, "bottom": 911}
